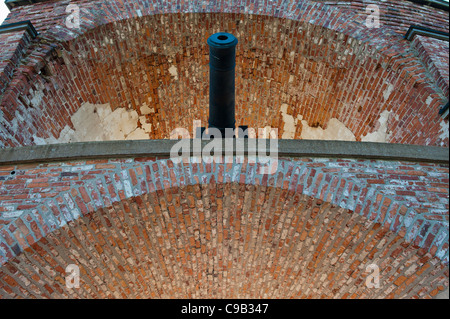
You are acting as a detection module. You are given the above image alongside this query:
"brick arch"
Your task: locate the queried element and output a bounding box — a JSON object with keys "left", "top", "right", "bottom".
{"left": 0, "top": 155, "right": 448, "bottom": 298}
{"left": 0, "top": 179, "right": 447, "bottom": 299}
{"left": 0, "top": 0, "right": 448, "bottom": 148}
{"left": 310, "top": 0, "right": 449, "bottom": 35}
{"left": 1, "top": 156, "right": 448, "bottom": 262}
{"left": 0, "top": 0, "right": 448, "bottom": 299}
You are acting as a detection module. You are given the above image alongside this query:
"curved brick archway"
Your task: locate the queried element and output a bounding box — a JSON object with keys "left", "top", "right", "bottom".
{"left": 317, "top": 0, "right": 449, "bottom": 35}
{"left": 0, "top": 182, "right": 448, "bottom": 299}
{"left": 0, "top": 0, "right": 448, "bottom": 147}
{"left": 0, "top": 153, "right": 448, "bottom": 298}
{"left": 0, "top": 0, "right": 448, "bottom": 300}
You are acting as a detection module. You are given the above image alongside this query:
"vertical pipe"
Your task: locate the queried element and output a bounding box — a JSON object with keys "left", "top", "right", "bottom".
{"left": 207, "top": 32, "right": 238, "bottom": 138}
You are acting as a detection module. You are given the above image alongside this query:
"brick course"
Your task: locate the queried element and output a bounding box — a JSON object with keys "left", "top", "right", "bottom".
{"left": 314, "top": 0, "right": 449, "bottom": 34}
{"left": 0, "top": 0, "right": 448, "bottom": 299}
{"left": 0, "top": 155, "right": 448, "bottom": 298}
{"left": 412, "top": 35, "right": 449, "bottom": 95}
{"left": 0, "top": 0, "right": 448, "bottom": 147}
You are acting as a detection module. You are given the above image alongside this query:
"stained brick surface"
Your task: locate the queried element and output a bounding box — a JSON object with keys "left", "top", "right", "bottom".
{"left": 0, "top": 184, "right": 448, "bottom": 299}
{"left": 412, "top": 35, "right": 449, "bottom": 95}
{"left": 314, "top": 0, "right": 449, "bottom": 34}
{"left": 0, "top": 0, "right": 448, "bottom": 147}
{"left": 0, "top": 156, "right": 448, "bottom": 298}
{"left": 0, "top": 0, "right": 448, "bottom": 299}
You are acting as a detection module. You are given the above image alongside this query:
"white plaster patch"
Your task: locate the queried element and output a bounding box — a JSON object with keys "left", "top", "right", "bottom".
{"left": 30, "top": 88, "right": 44, "bottom": 108}
{"left": 300, "top": 118, "right": 356, "bottom": 141}
{"left": 280, "top": 104, "right": 298, "bottom": 139}
{"left": 279, "top": 103, "right": 356, "bottom": 141}
{"left": 438, "top": 120, "right": 449, "bottom": 145}
{"left": 383, "top": 83, "right": 394, "bottom": 101}
{"left": 168, "top": 65, "right": 178, "bottom": 80}
{"left": 34, "top": 102, "right": 150, "bottom": 144}
{"left": 140, "top": 103, "right": 155, "bottom": 115}
{"left": 126, "top": 128, "right": 149, "bottom": 140}
{"left": 361, "top": 110, "right": 393, "bottom": 143}
{"left": 139, "top": 116, "right": 152, "bottom": 133}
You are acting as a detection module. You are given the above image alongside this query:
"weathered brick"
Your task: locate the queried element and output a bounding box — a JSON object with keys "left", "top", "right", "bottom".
{"left": 0, "top": 0, "right": 448, "bottom": 300}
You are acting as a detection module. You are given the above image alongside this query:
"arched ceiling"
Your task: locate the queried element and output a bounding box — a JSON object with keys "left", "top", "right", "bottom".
{"left": 0, "top": 1, "right": 448, "bottom": 147}
{"left": 1, "top": 183, "right": 447, "bottom": 298}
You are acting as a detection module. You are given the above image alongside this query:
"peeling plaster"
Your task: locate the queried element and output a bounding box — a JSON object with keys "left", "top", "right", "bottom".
{"left": 361, "top": 110, "right": 393, "bottom": 143}
{"left": 438, "top": 119, "right": 449, "bottom": 146}
{"left": 140, "top": 103, "right": 155, "bottom": 115}
{"left": 300, "top": 117, "right": 356, "bottom": 141}
{"left": 168, "top": 64, "right": 179, "bottom": 80}
{"left": 139, "top": 116, "right": 153, "bottom": 133}
{"left": 30, "top": 87, "right": 44, "bottom": 108}
{"left": 280, "top": 104, "right": 301, "bottom": 139}
{"left": 33, "top": 103, "right": 151, "bottom": 144}
{"left": 383, "top": 83, "right": 394, "bottom": 101}
{"left": 279, "top": 103, "right": 356, "bottom": 141}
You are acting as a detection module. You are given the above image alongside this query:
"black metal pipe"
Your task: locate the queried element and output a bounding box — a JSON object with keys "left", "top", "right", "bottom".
{"left": 207, "top": 32, "right": 238, "bottom": 138}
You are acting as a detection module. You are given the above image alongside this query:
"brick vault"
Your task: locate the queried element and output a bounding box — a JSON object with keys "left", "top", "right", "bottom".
{"left": 0, "top": 0, "right": 448, "bottom": 299}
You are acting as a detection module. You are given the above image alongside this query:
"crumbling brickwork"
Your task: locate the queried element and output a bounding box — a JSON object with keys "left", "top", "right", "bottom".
{"left": 0, "top": 156, "right": 448, "bottom": 298}
{"left": 0, "top": 0, "right": 448, "bottom": 299}
{"left": 412, "top": 35, "right": 449, "bottom": 95}
{"left": 314, "top": 0, "right": 449, "bottom": 34}
{"left": 0, "top": 0, "right": 448, "bottom": 147}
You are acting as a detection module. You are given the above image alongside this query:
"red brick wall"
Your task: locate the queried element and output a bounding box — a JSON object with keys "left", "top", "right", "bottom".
{"left": 0, "top": 29, "right": 34, "bottom": 95}
{"left": 412, "top": 35, "right": 449, "bottom": 95}
{"left": 0, "top": 189, "right": 447, "bottom": 298}
{"left": 0, "top": 3, "right": 448, "bottom": 147}
{"left": 0, "top": 0, "right": 448, "bottom": 299}
{"left": 313, "top": 0, "right": 449, "bottom": 34}
{"left": 0, "top": 155, "right": 448, "bottom": 298}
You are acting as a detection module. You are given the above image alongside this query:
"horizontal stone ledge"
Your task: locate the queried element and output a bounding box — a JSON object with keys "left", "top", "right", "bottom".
{"left": 0, "top": 20, "right": 38, "bottom": 38}
{"left": 0, "top": 139, "right": 448, "bottom": 166}
{"left": 5, "top": 0, "right": 54, "bottom": 10}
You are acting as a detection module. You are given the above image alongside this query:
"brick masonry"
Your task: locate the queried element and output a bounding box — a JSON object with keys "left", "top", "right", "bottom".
{"left": 0, "top": 29, "right": 34, "bottom": 97}
{"left": 412, "top": 35, "right": 449, "bottom": 95}
{"left": 0, "top": 155, "right": 448, "bottom": 298}
{"left": 0, "top": 0, "right": 448, "bottom": 147}
{"left": 0, "top": 0, "right": 448, "bottom": 299}
{"left": 315, "top": 0, "right": 449, "bottom": 35}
